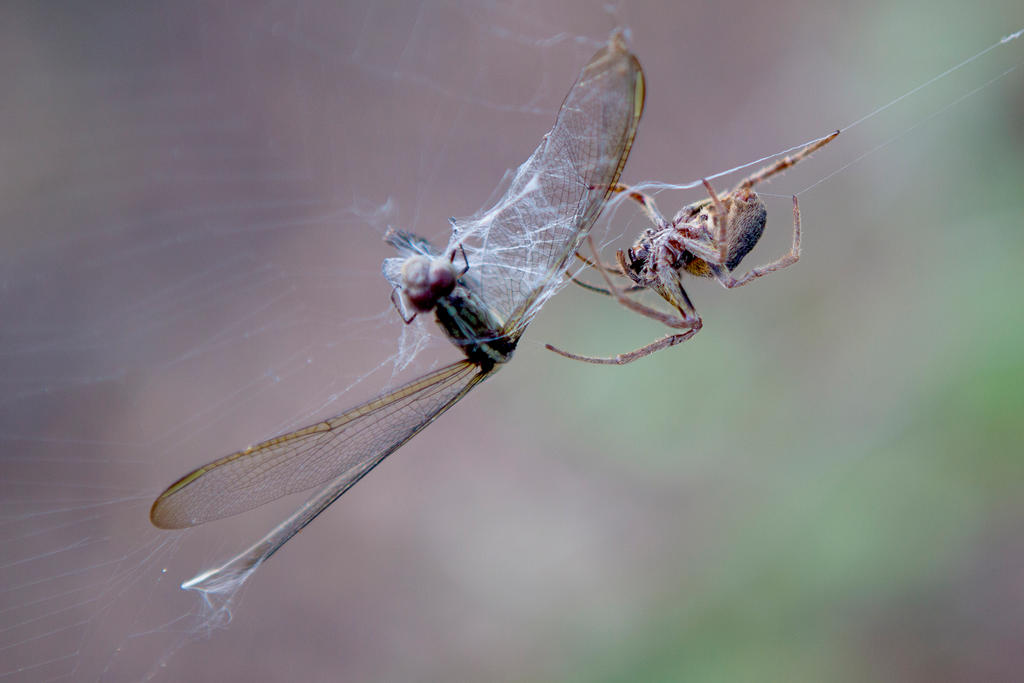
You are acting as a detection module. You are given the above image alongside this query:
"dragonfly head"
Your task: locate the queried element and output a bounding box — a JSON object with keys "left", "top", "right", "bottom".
{"left": 399, "top": 255, "right": 458, "bottom": 312}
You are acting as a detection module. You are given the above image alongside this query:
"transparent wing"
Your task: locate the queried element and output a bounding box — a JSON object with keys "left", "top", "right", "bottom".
{"left": 450, "top": 31, "right": 645, "bottom": 337}
{"left": 151, "top": 359, "right": 489, "bottom": 529}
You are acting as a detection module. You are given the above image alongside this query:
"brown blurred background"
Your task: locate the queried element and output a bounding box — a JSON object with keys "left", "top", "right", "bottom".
{"left": 2, "top": 1, "right": 1023, "bottom": 681}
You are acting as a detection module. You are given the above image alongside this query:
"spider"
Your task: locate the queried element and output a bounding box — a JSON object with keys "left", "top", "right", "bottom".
{"left": 546, "top": 130, "right": 839, "bottom": 364}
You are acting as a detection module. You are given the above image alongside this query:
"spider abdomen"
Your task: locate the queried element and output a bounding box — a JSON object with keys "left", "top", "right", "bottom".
{"left": 723, "top": 193, "right": 767, "bottom": 271}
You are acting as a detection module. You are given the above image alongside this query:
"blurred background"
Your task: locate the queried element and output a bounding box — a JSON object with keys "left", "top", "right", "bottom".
{"left": 2, "top": 1, "right": 1022, "bottom": 681}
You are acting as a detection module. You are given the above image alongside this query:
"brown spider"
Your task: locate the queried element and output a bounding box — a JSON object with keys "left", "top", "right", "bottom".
{"left": 546, "top": 130, "right": 839, "bottom": 364}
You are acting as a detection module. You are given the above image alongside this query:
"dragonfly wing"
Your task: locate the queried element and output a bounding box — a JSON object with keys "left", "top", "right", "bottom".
{"left": 151, "top": 359, "right": 490, "bottom": 529}
{"left": 450, "top": 31, "right": 645, "bottom": 336}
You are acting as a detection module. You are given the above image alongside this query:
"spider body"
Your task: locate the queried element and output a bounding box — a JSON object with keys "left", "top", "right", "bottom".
{"left": 624, "top": 187, "right": 768, "bottom": 285}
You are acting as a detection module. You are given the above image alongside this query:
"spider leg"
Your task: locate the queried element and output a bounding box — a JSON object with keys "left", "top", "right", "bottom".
{"left": 546, "top": 325, "right": 701, "bottom": 365}
{"left": 574, "top": 249, "right": 628, "bottom": 276}
{"left": 569, "top": 275, "right": 644, "bottom": 297}
{"left": 714, "top": 195, "right": 801, "bottom": 289}
{"left": 609, "top": 183, "right": 673, "bottom": 230}
{"left": 568, "top": 239, "right": 642, "bottom": 296}
{"left": 737, "top": 130, "right": 839, "bottom": 191}
{"left": 700, "top": 179, "right": 731, "bottom": 266}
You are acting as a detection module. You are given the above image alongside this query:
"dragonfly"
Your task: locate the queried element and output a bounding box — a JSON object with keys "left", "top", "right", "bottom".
{"left": 150, "top": 31, "right": 645, "bottom": 590}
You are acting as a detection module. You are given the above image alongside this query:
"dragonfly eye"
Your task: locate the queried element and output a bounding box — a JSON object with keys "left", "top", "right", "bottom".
{"left": 400, "top": 255, "right": 457, "bottom": 312}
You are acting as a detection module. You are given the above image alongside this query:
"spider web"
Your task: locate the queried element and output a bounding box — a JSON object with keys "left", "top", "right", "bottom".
{"left": 2, "top": 2, "right": 1022, "bottom": 681}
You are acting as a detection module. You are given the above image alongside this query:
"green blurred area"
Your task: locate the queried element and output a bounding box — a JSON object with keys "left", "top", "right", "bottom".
{"left": 539, "top": 238, "right": 1024, "bottom": 681}
{"left": 524, "top": 9, "right": 1024, "bottom": 683}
